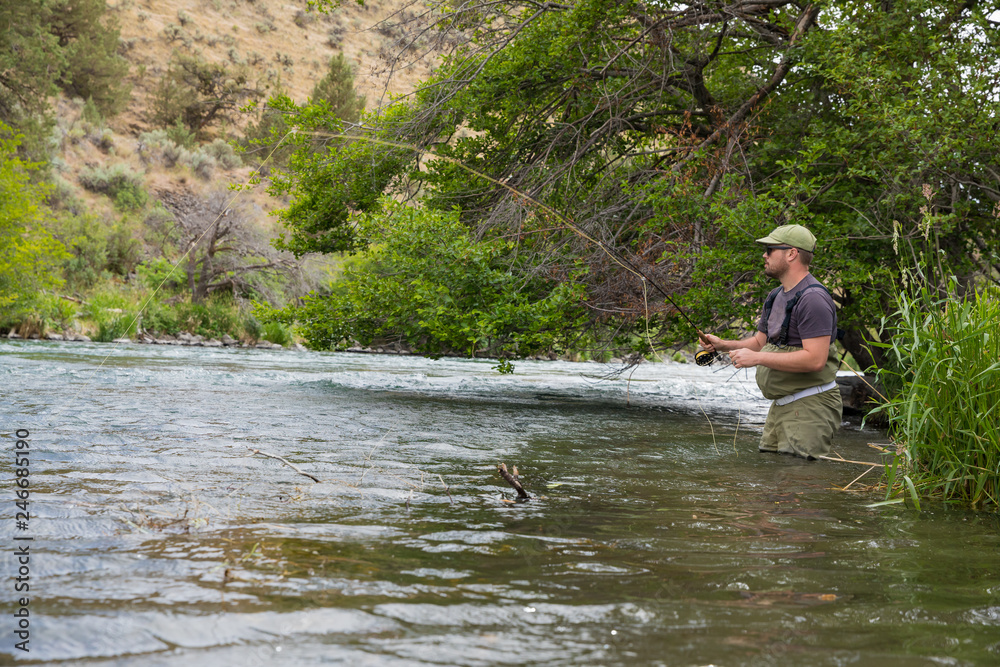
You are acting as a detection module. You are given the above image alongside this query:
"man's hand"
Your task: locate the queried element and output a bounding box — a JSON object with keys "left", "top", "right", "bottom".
{"left": 732, "top": 336, "right": 831, "bottom": 372}
{"left": 729, "top": 347, "right": 759, "bottom": 369}
{"left": 699, "top": 331, "right": 726, "bottom": 353}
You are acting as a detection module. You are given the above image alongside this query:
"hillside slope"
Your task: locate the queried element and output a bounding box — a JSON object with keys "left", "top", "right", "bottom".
{"left": 27, "top": 0, "right": 440, "bottom": 342}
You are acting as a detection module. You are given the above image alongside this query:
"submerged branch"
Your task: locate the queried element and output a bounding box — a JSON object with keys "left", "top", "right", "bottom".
{"left": 497, "top": 462, "right": 530, "bottom": 499}
{"left": 247, "top": 447, "right": 321, "bottom": 483}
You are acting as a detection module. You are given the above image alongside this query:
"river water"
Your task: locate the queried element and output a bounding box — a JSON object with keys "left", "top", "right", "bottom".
{"left": 1, "top": 341, "right": 998, "bottom": 666}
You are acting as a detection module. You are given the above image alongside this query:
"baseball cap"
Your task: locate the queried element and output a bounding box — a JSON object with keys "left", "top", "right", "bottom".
{"left": 755, "top": 224, "right": 817, "bottom": 252}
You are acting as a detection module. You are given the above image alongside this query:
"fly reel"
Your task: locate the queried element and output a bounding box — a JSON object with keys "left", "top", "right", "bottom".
{"left": 695, "top": 349, "right": 719, "bottom": 366}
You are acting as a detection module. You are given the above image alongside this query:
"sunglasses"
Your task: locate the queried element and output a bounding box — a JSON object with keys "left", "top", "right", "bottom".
{"left": 765, "top": 246, "right": 794, "bottom": 255}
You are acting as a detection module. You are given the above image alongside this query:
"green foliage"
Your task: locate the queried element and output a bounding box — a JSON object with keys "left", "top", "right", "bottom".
{"left": 243, "top": 54, "right": 364, "bottom": 177}
{"left": 105, "top": 222, "right": 142, "bottom": 275}
{"left": 242, "top": 312, "right": 263, "bottom": 341}
{"left": 0, "top": 0, "right": 129, "bottom": 157}
{"left": 143, "top": 294, "right": 242, "bottom": 339}
{"left": 152, "top": 52, "right": 261, "bottom": 133}
{"left": 266, "top": 102, "right": 418, "bottom": 256}
{"left": 204, "top": 138, "right": 242, "bottom": 170}
{"left": 310, "top": 53, "right": 365, "bottom": 124}
{"left": 78, "top": 163, "right": 148, "bottom": 211}
{"left": 0, "top": 2, "right": 59, "bottom": 134}
{"left": 261, "top": 321, "right": 292, "bottom": 347}
{"left": 272, "top": 0, "right": 1000, "bottom": 366}
{"left": 270, "top": 200, "right": 588, "bottom": 357}
{"left": 81, "top": 97, "right": 104, "bottom": 126}
{"left": 52, "top": 212, "right": 109, "bottom": 288}
{"left": 165, "top": 118, "right": 197, "bottom": 149}
{"left": 0, "top": 125, "right": 68, "bottom": 323}
{"left": 51, "top": 0, "right": 132, "bottom": 116}
{"left": 137, "top": 257, "right": 185, "bottom": 292}
{"left": 871, "top": 281, "right": 1000, "bottom": 509}
{"left": 492, "top": 358, "right": 515, "bottom": 374}
{"left": 82, "top": 288, "right": 139, "bottom": 342}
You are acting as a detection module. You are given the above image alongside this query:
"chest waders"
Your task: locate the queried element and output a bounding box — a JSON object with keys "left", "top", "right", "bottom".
{"left": 755, "top": 284, "right": 840, "bottom": 401}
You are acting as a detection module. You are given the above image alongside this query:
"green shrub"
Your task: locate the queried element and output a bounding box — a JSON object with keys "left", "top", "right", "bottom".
{"left": 94, "top": 314, "right": 136, "bottom": 342}
{"left": 872, "top": 281, "right": 1000, "bottom": 509}
{"left": 53, "top": 212, "right": 108, "bottom": 288}
{"left": 105, "top": 223, "right": 142, "bottom": 275}
{"left": 54, "top": 0, "right": 132, "bottom": 117}
{"left": 30, "top": 293, "right": 78, "bottom": 333}
{"left": 81, "top": 96, "right": 104, "bottom": 126}
{"left": 279, "top": 199, "right": 587, "bottom": 357}
{"left": 161, "top": 142, "right": 188, "bottom": 168}
{"left": 78, "top": 163, "right": 148, "bottom": 210}
{"left": 151, "top": 53, "right": 259, "bottom": 134}
{"left": 204, "top": 138, "right": 242, "bottom": 169}
{"left": 85, "top": 289, "right": 140, "bottom": 342}
{"left": 113, "top": 185, "right": 148, "bottom": 211}
{"left": 144, "top": 295, "right": 242, "bottom": 339}
{"left": 166, "top": 118, "right": 196, "bottom": 148}
{"left": 182, "top": 150, "right": 216, "bottom": 180}
{"left": 142, "top": 302, "right": 180, "bottom": 335}
{"left": 137, "top": 257, "right": 185, "bottom": 292}
{"left": 241, "top": 312, "right": 262, "bottom": 341}
{"left": 262, "top": 321, "right": 291, "bottom": 346}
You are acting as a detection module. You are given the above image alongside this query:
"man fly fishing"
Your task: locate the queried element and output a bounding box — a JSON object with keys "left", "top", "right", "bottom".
{"left": 699, "top": 225, "right": 842, "bottom": 459}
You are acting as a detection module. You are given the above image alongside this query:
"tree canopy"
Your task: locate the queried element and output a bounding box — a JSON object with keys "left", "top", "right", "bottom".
{"left": 0, "top": 0, "right": 130, "bottom": 156}
{"left": 269, "top": 0, "right": 1000, "bottom": 365}
{"left": 0, "top": 125, "right": 68, "bottom": 322}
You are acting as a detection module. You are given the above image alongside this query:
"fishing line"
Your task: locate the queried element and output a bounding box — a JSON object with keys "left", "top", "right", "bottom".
{"left": 10, "top": 129, "right": 306, "bottom": 532}
{"left": 294, "top": 130, "right": 712, "bottom": 343}
{"left": 88, "top": 129, "right": 299, "bottom": 373}
{"left": 289, "top": 128, "right": 751, "bottom": 437}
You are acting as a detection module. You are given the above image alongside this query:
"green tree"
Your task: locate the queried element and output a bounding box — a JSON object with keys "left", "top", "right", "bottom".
{"left": 153, "top": 53, "right": 261, "bottom": 133}
{"left": 271, "top": 0, "right": 1000, "bottom": 367}
{"left": 310, "top": 53, "right": 366, "bottom": 124}
{"left": 0, "top": 0, "right": 61, "bottom": 157}
{"left": 268, "top": 199, "right": 588, "bottom": 357}
{"left": 0, "top": 0, "right": 131, "bottom": 157}
{"left": 0, "top": 125, "right": 68, "bottom": 323}
{"left": 49, "top": 0, "right": 132, "bottom": 116}
{"left": 244, "top": 54, "right": 366, "bottom": 175}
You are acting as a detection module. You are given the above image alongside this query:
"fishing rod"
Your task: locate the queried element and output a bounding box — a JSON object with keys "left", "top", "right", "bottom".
{"left": 290, "top": 130, "right": 722, "bottom": 365}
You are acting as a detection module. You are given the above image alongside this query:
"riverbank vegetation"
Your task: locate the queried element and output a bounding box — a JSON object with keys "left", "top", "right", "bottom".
{"left": 872, "top": 280, "right": 1000, "bottom": 509}
{"left": 0, "top": 0, "right": 397, "bottom": 346}
{"left": 267, "top": 0, "right": 1000, "bottom": 366}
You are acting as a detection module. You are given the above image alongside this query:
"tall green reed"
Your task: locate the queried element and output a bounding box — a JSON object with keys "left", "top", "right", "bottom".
{"left": 871, "top": 281, "right": 1000, "bottom": 509}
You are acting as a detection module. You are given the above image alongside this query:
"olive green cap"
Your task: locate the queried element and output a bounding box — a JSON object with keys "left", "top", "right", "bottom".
{"left": 755, "top": 224, "right": 817, "bottom": 252}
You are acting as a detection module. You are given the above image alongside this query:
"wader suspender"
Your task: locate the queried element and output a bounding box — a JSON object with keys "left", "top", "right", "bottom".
{"left": 762, "top": 284, "right": 835, "bottom": 346}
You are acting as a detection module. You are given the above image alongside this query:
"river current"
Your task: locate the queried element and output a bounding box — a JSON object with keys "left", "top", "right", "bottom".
{"left": 1, "top": 341, "right": 998, "bottom": 666}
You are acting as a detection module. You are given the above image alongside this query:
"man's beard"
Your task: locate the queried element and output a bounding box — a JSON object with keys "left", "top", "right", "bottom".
{"left": 765, "top": 261, "right": 786, "bottom": 279}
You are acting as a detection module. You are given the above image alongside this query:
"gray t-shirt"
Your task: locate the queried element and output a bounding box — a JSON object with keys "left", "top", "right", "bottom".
{"left": 756, "top": 275, "right": 837, "bottom": 347}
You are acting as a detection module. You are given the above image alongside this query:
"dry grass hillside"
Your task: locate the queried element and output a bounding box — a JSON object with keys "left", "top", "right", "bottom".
{"left": 110, "top": 0, "right": 435, "bottom": 134}
{"left": 52, "top": 0, "right": 439, "bottom": 275}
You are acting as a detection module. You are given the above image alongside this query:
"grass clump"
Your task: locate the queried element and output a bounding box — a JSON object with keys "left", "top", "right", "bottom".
{"left": 872, "top": 281, "right": 1000, "bottom": 509}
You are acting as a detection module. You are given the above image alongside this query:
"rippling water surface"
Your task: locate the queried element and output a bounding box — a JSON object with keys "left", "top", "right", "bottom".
{"left": 1, "top": 341, "right": 998, "bottom": 666}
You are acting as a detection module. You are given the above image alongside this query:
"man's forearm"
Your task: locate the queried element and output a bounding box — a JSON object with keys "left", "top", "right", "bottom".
{"left": 716, "top": 333, "right": 764, "bottom": 353}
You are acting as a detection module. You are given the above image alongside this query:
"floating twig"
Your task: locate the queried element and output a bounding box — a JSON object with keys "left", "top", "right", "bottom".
{"left": 247, "top": 447, "right": 321, "bottom": 483}
{"left": 498, "top": 463, "right": 530, "bottom": 500}
{"left": 818, "top": 454, "right": 884, "bottom": 467}
{"left": 438, "top": 474, "right": 454, "bottom": 504}
{"left": 841, "top": 465, "right": 879, "bottom": 491}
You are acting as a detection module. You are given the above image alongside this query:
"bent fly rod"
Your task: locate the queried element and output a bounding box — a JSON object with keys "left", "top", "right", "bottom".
{"left": 280, "top": 129, "right": 722, "bottom": 364}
